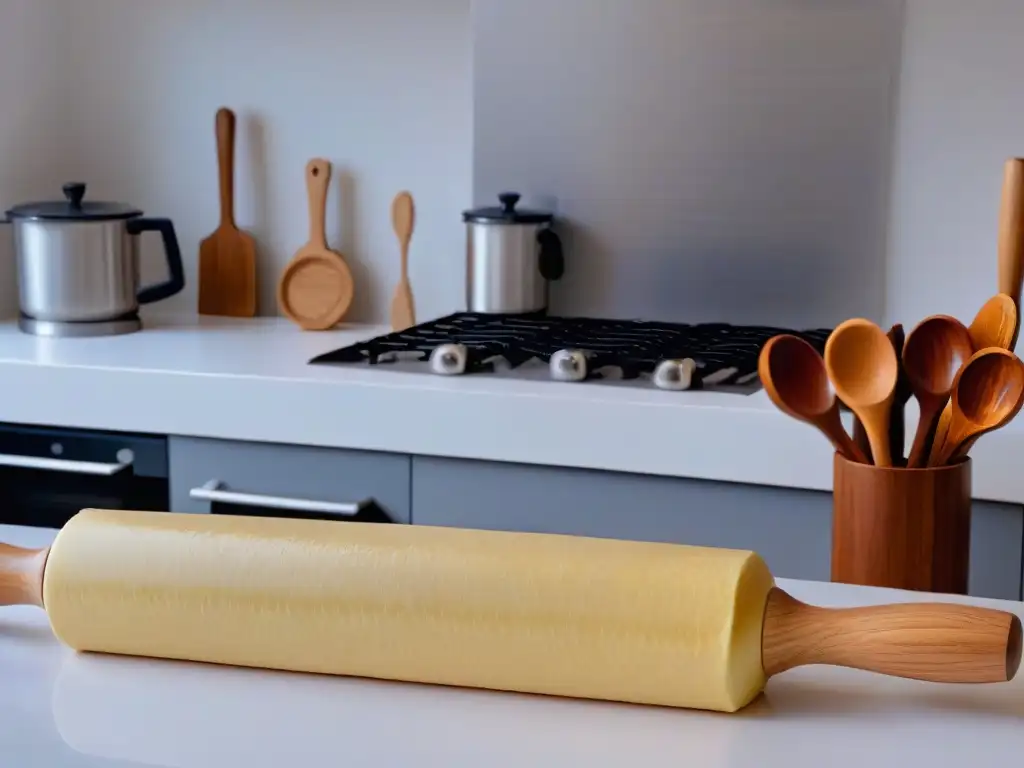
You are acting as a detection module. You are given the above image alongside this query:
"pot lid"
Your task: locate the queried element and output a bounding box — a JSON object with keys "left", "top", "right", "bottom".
{"left": 5, "top": 182, "right": 143, "bottom": 221}
{"left": 463, "top": 192, "right": 554, "bottom": 224}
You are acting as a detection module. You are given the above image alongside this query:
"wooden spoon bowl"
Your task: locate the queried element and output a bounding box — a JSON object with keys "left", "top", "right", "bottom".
{"left": 937, "top": 348, "right": 1024, "bottom": 464}
{"left": 968, "top": 293, "right": 1018, "bottom": 351}
{"left": 825, "top": 319, "right": 899, "bottom": 467}
{"left": 902, "top": 315, "right": 973, "bottom": 467}
{"left": 759, "top": 335, "right": 867, "bottom": 463}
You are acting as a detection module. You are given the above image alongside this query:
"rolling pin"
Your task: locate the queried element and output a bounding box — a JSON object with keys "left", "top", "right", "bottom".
{"left": 2, "top": 509, "right": 1020, "bottom": 714}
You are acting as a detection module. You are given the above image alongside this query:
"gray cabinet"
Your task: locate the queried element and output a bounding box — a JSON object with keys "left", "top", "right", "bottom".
{"left": 972, "top": 501, "right": 1024, "bottom": 601}
{"left": 411, "top": 456, "right": 833, "bottom": 581}
{"left": 411, "top": 456, "right": 1024, "bottom": 600}
{"left": 170, "top": 437, "right": 410, "bottom": 523}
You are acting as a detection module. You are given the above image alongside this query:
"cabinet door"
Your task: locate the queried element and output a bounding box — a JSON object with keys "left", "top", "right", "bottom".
{"left": 170, "top": 437, "right": 410, "bottom": 523}
{"left": 412, "top": 457, "right": 1024, "bottom": 599}
{"left": 411, "top": 456, "right": 832, "bottom": 581}
{"left": 970, "top": 501, "right": 1023, "bottom": 601}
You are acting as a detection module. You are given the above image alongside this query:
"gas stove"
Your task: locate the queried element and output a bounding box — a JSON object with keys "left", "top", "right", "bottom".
{"left": 310, "top": 313, "right": 832, "bottom": 392}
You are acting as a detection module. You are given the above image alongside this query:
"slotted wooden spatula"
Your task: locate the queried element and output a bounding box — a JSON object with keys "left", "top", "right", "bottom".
{"left": 198, "top": 107, "right": 257, "bottom": 317}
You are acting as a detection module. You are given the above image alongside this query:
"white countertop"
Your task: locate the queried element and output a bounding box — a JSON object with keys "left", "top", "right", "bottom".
{"left": 1, "top": 311, "right": 1024, "bottom": 503}
{"left": 2, "top": 524, "right": 1022, "bottom": 767}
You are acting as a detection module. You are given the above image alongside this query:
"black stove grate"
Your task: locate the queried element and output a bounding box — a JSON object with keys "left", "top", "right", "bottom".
{"left": 311, "top": 313, "right": 832, "bottom": 388}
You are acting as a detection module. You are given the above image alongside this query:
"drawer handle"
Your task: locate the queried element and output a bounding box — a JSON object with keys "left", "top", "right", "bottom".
{"left": 0, "top": 453, "right": 131, "bottom": 476}
{"left": 189, "top": 480, "right": 370, "bottom": 518}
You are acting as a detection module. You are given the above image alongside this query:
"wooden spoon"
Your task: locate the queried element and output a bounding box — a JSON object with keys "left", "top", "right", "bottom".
{"left": 934, "top": 347, "right": 1024, "bottom": 465}
{"left": 901, "top": 315, "right": 974, "bottom": 468}
{"left": 998, "top": 159, "right": 1024, "bottom": 349}
{"left": 928, "top": 294, "right": 1019, "bottom": 465}
{"left": 759, "top": 335, "right": 867, "bottom": 463}
{"left": 390, "top": 191, "right": 416, "bottom": 332}
{"left": 278, "top": 159, "right": 355, "bottom": 330}
{"left": 824, "top": 319, "right": 899, "bottom": 467}
{"left": 198, "top": 107, "right": 257, "bottom": 317}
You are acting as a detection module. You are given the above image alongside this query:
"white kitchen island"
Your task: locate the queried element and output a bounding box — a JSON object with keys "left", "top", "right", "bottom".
{"left": 1, "top": 524, "right": 1021, "bottom": 767}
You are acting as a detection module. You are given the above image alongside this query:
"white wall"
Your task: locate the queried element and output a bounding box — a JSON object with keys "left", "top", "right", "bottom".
{"left": 60, "top": 0, "right": 472, "bottom": 321}
{"left": 8, "top": 2, "right": 1024, "bottom": 334}
{"left": 887, "top": 0, "right": 1024, "bottom": 336}
{"left": 0, "top": 0, "right": 70, "bottom": 318}
{"left": 473, "top": 0, "right": 905, "bottom": 328}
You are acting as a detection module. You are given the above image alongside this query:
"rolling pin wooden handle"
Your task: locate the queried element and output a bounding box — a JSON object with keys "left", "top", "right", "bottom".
{"left": 0, "top": 544, "right": 48, "bottom": 608}
{"left": 762, "top": 588, "right": 1022, "bottom": 684}
{"left": 215, "top": 107, "right": 236, "bottom": 227}
{"left": 305, "top": 158, "right": 332, "bottom": 250}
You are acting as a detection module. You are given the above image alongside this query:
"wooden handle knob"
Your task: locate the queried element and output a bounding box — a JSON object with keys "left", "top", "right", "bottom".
{"left": 762, "top": 588, "right": 1022, "bottom": 684}
{"left": 0, "top": 544, "right": 48, "bottom": 608}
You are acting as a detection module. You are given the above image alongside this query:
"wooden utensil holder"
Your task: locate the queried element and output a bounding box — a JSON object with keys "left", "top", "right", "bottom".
{"left": 832, "top": 453, "right": 971, "bottom": 595}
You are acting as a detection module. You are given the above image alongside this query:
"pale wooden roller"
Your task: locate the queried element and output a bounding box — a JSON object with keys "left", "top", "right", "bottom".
{"left": 1, "top": 509, "right": 1020, "bottom": 714}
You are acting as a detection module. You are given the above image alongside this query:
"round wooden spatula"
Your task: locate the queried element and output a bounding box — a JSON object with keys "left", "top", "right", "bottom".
{"left": 277, "top": 159, "right": 355, "bottom": 330}
{"left": 390, "top": 191, "right": 416, "bottom": 332}
{"left": 198, "top": 108, "right": 257, "bottom": 317}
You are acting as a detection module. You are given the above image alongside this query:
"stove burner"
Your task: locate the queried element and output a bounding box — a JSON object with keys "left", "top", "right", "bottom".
{"left": 310, "top": 312, "right": 832, "bottom": 390}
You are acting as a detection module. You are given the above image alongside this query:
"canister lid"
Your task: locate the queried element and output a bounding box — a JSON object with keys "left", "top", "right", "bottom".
{"left": 5, "top": 182, "right": 143, "bottom": 221}
{"left": 462, "top": 192, "right": 554, "bottom": 225}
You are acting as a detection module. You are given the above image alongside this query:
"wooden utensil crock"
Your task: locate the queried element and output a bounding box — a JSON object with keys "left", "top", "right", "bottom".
{"left": 832, "top": 453, "right": 971, "bottom": 595}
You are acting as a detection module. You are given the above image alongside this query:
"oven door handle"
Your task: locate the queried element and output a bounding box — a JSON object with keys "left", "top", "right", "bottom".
{"left": 0, "top": 453, "right": 132, "bottom": 476}
{"left": 189, "top": 480, "right": 370, "bottom": 518}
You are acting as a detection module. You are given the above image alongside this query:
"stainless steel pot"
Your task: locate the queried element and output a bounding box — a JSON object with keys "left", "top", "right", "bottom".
{"left": 4, "top": 182, "right": 185, "bottom": 332}
{"left": 463, "top": 192, "right": 564, "bottom": 314}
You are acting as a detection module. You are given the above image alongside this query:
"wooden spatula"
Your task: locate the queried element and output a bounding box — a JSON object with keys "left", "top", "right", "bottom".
{"left": 198, "top": 107, "right": 257, "bottom": 317}
{"left": 390, "top": 191, "right": 416, "bottom": 332}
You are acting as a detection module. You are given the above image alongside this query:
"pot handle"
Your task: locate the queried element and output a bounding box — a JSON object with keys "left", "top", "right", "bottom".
{"left": 128, "top": 218, "right": 186, "bottom": 304}
{"left": 538, "top": 229, "right": 564, "bottom": 281}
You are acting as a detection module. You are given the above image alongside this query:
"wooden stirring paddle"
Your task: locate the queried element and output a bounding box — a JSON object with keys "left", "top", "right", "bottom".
{"left": 934, "top": 347, "right": 1024, "bottom": 466}
{"left": 390, "top": 191, "right": 417, "bottom": 332}
{"left": 198, "top": 107, "right": 257, "bottom": 317}
{"left": 825, "top": 319, "right": 899, "bottom": 467}
{"left": 759, "top": 335, "right": 867, "bottom": 464}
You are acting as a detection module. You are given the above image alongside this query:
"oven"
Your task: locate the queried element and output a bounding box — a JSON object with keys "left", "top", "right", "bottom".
{"left": 0, "top": 423, "right": 169, "bottom": 529}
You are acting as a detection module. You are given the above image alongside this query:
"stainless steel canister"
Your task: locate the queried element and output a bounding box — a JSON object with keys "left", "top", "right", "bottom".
{"left": 4, "top": 182, "right": 185, "bottom": 324}
{"left": 463, "top": 192, "right": 564, "bottom": 314}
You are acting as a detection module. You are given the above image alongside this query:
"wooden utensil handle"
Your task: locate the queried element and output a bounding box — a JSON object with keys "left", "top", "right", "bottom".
{"left": 927, "top": 403, "right": 954, "bottom": 466}
{"left": 0, "top": 544, "right": 48, "bottom": 608}
{"left": 999, "top": 159, "right": 1024, "bottom": 349}
{"left": 762, "top": 588, "right": 1021, "bottom": 683}
{"left": 215, "top": 108, "right": 236, "bottom": 226}
{"left": 305, "top": 158, "right": 332, "bottom": 250}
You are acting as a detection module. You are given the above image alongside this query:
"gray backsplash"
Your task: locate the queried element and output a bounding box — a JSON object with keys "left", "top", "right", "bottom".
{"left": 473, "top": 0, "right": 906, "bottom": 329}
